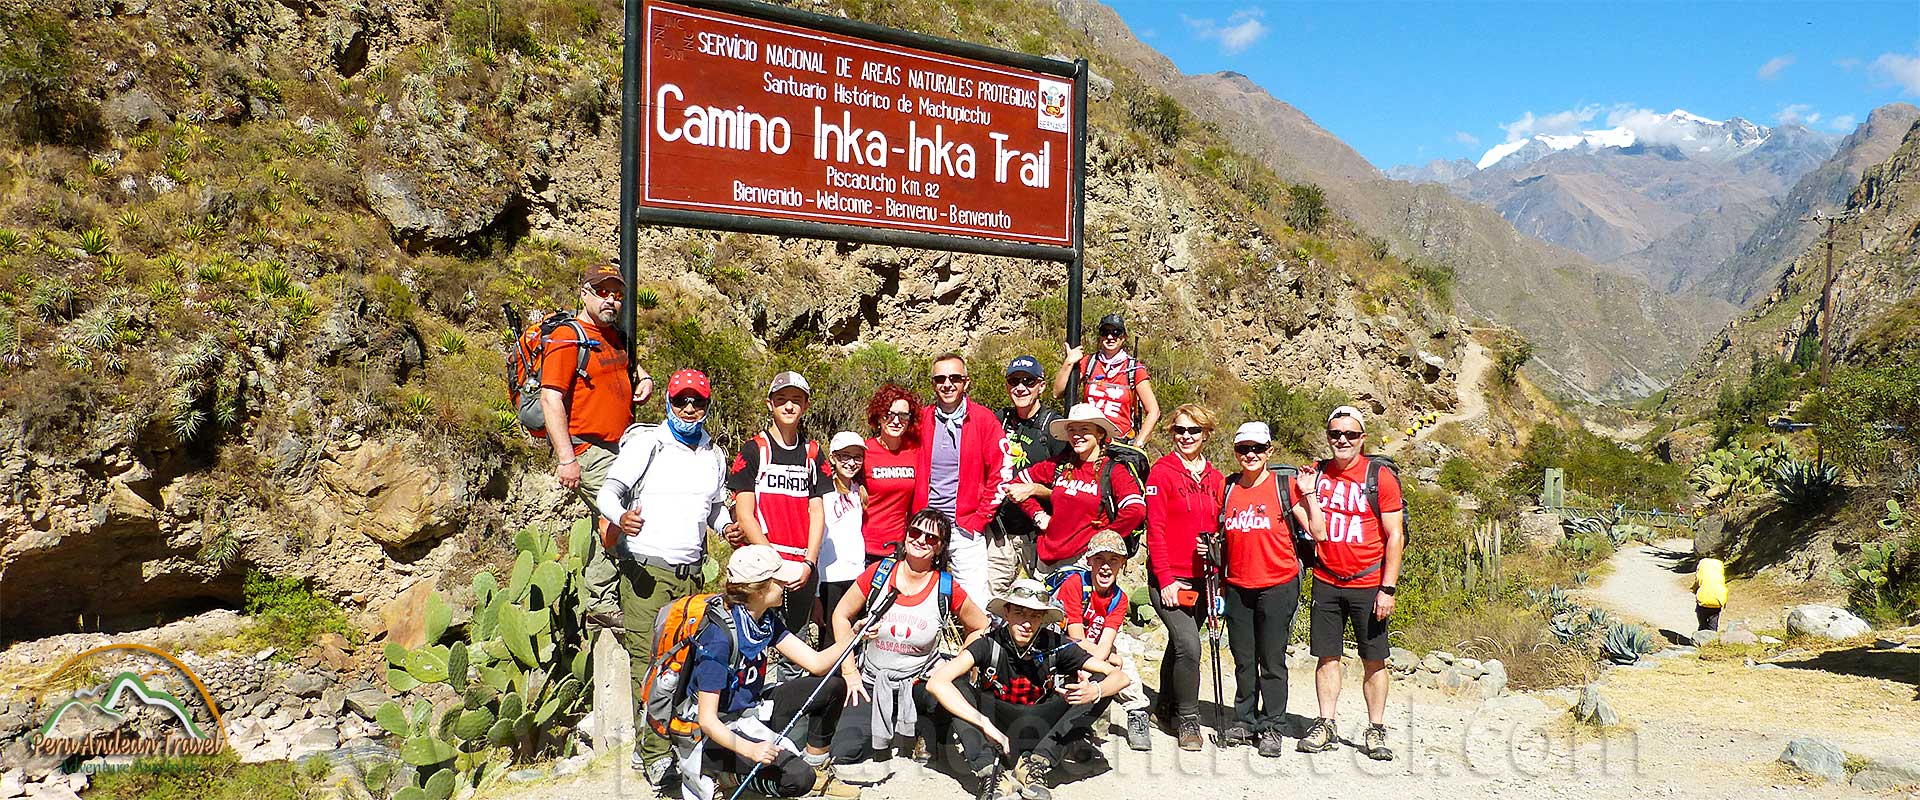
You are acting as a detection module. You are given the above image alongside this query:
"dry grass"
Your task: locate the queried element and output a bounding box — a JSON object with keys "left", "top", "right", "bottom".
{"left": 1401, "top": 604, "right": 1598, "bottom": 690}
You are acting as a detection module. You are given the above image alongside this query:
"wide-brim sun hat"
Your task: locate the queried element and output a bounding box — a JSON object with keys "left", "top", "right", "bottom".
{"left": 1048, "top": 403, "right": 1120, "bottom": 441}
{"left": 988, "top": 579, "right": 1065, "bottom": 626}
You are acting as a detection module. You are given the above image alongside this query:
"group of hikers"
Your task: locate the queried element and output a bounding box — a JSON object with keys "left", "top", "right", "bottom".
{"left": 521, "top": 262, "right": 1407, "bottom": 800}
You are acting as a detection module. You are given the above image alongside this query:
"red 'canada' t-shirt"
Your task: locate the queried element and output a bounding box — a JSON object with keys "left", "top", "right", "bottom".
{"left": 861, "top": 438, "right": 922, "bottom": 557}
{"left": 1052, "top": 571, "right": 1129, "bottom": 644}
{"left": 1312, "top": 456, "right": 1403, "bottom": 588}
{"left": 1016, "top": 457, "right": 1146, "bottom": 563}
{"left": 1221, "top": 473, "right": 1299, "bottom": 589}
{"left": 725, "top": 433, "right": 831, "bottom": 562}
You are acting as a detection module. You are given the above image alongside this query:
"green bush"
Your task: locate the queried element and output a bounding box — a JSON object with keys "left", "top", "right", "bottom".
{"left": 1437, "top": 457, "right": 1484, "bottom": 495}
{"left": 1804, "top": 361, "right": 1920, "bottom": 477}
{"left": 1493, "top": 338, "right": 1534, "bottom": 388}
{"left": 1242, "top": 378, "right": 1352, "bottom": 461}
{"left": 0, "top": 8, "right": 104, "bottom": 145}
{"left": 240, "top": 571, "right": 355, "bottom": 656}
{"left": 1284, "top": 184, "right": 1329, "bottom": 232}
{"left": 1409, "top": 259, "right": 1456, "bottom": 306}
{"left": 1125, "top": 91, "right": 1182, "bottom": 146}
{"left": 1711, "top": 354, "right": 1808, "bottom": 447}
{"left": 87, "top": 753, "right": 323, "bottom": 800}
{"left": 1501, "top": 423, "right": 1686, "bottom": 508}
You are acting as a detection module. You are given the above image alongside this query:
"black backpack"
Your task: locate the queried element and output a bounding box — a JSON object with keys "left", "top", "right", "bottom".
{"left": 1099, "top": 443, "right": 1151, "bottom": 556}
{"left": 1310, "top": 454, "right": 1405, "bottom": 583}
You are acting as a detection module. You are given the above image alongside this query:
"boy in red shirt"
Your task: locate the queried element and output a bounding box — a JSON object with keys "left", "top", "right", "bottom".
{"left": 1052, "top": 530, "right": 1151, "bottom": 753}
{"left": 726, "top": 371, "right": 832, "bottom": 638}
{"left": 1299, "top": 406, "right": 1404, "bottom": 761}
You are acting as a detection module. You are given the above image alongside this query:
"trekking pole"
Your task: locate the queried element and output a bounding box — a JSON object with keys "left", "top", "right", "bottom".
{"left": 1202, "top": 533, "right": 1227, "bottom": 746}
{"left": 729, "top": 588, "right": 899, "bottom": 800}
{"left": 976, "top": 758, "right": 1005, "bottom": 800}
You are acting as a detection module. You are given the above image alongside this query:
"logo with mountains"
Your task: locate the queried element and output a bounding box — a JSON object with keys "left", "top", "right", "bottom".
{"left": 30, "top": 644, "right": 226, "bottom": 760}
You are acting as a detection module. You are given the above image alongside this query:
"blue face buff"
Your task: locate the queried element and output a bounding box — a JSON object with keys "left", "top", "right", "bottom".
{"left": 667, "top": 403, "right": 708, "bottom": 446}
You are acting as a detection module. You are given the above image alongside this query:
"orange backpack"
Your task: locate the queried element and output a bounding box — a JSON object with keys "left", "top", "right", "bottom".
{"left": 640, "top": 593, "right": 739, "bottom": 740}
{"left": 503, "top": 306, "right": 621, "bottom": 435}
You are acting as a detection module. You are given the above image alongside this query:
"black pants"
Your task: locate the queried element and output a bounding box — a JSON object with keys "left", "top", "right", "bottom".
{"left": 954, "top": 683, "right": 1111, "bottom": 771}
{"left": 1148, "top": 574, "right": 1206, "bottom": 720}
{"left": 1224, "top": 579, "right": 1300, "bottom": 733}
{"left": 769, "top": 673, "right": 847, "bottom": 751}
{"left": 1696, "top": 605, "right": 1722, "bottom": 632}
{"left": 700, "top": 742, "right": 814, "bottom": 797}
{"left": 829, "top": 681, "right": 948, "bottom": 762}
{"left": 779, "top": 568, "right": 821, "bottom": 643}
{"left": 815, "top": 579, "right": 856, "bottom": 648}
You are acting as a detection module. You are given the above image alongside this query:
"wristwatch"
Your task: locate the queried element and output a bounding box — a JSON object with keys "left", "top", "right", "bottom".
{"left": 1379, "top": 585, "right": 1397, "bottom": 596}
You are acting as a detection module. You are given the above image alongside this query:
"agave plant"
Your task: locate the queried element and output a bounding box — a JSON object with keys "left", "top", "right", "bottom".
{"left": 375, "top": 525, "right": 593, "bottom": 799}
{"left": 1772, "top": 459, "right": 1841, "bottom": 508}
{"left": 1602, "top": 622, "right": 1656, "bottom": 664}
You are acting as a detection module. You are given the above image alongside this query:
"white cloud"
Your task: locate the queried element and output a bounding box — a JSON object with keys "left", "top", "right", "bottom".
{"left": 1498, "top": 104, "right": 1601, "bottom": 142}
{"left": 1836, "top": 57, "right": 1861, "bottom": 71}
{"left": 1872, "top": 52, "right": 1920, "bottom": 95}
{"left": 1183, "top": 9, "right": 1269, "bottom": 55}
{"left": 1775, "top": 104, "right": 1820, "bottom": 126}
{"left": 1453, "top": 131, "right": 1480, "bottom": 146}
{"left": 1828, "top": 114, "right": 1858, "bottom": 132}
{"left": 1757, "top": 55, "right": 1795, "bottom": 80}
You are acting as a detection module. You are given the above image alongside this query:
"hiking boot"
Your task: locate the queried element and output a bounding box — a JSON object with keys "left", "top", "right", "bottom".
{"left": 987, "top": 768, "right": 1021, "bottom": 800}
{"left": 1219, "top": 723, "right": 1253, "bottom": 747}
{"left": 909, "top": 735, "right": 932, "bottom": 764}
{"left": 1014, "top": 754, "right": 1054, "bottom": 800}
{"left": 1175, "top": 716, "right": 1204, "bottom": 752}
{"left": 835, "top": 761, "right": 891, "bottom": 786}
{"left": 1256, "top": 730, "right": 1285, "bottom": 758}
{"left": 637, "top": 754, "right": 673, "bottom": 787}
{"left": 1125, "top": 710, "right": 1153, "bottom": 752}
{"left": 1296, "top": 718, "right": 1337, "bottom": 753}
{"left": 812, "top": 769, "right": 861, "bottom": 798}
{"left": 1061, "top": 737, "right": 1099, "bottom": 763}
{"left": 1362, "top": 724, "right": 1393, "bottom": 761}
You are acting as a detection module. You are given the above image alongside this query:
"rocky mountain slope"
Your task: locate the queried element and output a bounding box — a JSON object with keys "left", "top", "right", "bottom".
{"left": 0, "top": 0, "right": 1470, "bottom": 641}
{"left": 1662, "top": 117, "right": 1920, "bottom": 408}
{"left": 1048, "top": 0, "right": 1730, "bottom": 402}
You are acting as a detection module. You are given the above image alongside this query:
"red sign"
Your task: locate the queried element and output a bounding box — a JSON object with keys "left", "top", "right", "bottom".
{"left": 641, "top": 0, "right": 1076, "bottom": 246}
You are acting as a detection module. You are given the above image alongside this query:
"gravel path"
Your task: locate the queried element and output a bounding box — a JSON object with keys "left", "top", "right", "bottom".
{"left": 1587, "top": 538, "right": 1699, "bottom": 640}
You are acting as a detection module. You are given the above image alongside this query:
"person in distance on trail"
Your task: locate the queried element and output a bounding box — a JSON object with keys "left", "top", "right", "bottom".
{"left": 988, "top": 355, "right": 1067, "bottom": 596}
{"left": 918, "top": 353, "right": 1012, "bottom": 603}
{"left": 538, "top": 260, "right": 651, "bottom": 628}
{"left": 1011, "top": 404, "right": 1147, "bottom": 581}
{"left": 1052, "top": 313, "right": 1160, "bottom": 448}
{"left": 672, "top": 545, "right": 859, "bottom": 800}
{"left": 1141, "top": 403, "right": 1226, "bottom": 751}
{"left": 817, "top": 432, "right": 873, "bottom": 648}
{"left": 1693, "top": 557, "right": 1728, "bottom": 634}
{"left": 861, "top": 384, "right": 926, "bottom": 564}
{"left": 594, "top": 369, "right": 733, "bottom": 785}
{"left": 925, "top": 579, "right": 1130, "bottom": 800}
{"left": 1217, "top": 422, "right": 1319, "bottom": 757}
{"left": 1050, "top": 530, "right": 1153, "bottom": 753}
{"left": 727, "top": 372, "right": 833, "bottom": 639}
{"left": 1299, "top": 406, "right": 1404, "bottom": 760}
{"left": 828, "top": 510, "right": 993, "bottom": 785}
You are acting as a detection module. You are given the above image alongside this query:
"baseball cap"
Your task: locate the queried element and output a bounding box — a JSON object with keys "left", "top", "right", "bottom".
{"left": 1097, "top": 313, "right": 1126, "bottom": 335}
{"left": 584, "top": 262, "right": 621, "bottom": 286}
{"left": 1086, "top": 530, "right": 1129, "bottom": 561}
{"left": 666, "top": 369, "right": 711, "bottom": 399}
{"left": 1233, "top": 422, "right": 1272, "bottom": 444}
{"left": 726, "top": 545, "right": 808, "bottom": 584}
{"left": 1327, "top": 405, "right": 1367, "bottom": 431}
{"left": 1005, "top": 355, "right": 1045, "bottom": 379}
{"left": 767, "top": 371, "right": 812, "bottom": 397}
{"left": 829, "top": 431, "right": 867, "bottom": 453}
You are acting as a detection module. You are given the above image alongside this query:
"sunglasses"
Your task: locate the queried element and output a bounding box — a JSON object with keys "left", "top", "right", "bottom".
{"left": 584, "top": 285, "right": 621, "bottom": 300}
{"left": 1234, "top": 443, "right": 1270, "bottom": 455}
{"left": 1007, "top": 377, "right": 1043, "bottom": 389}
{"left": 1326, "top": 430, "right": 1365, "bottom": 441}
{"left": 1170, "top": 424, "right": 1204, "bottom": 436}
{"left": 671, "top": 395, "right": 710, "bottom": 410}
{"left": 905, "top": 526, "right": 942, "bottom": 542}
{"left": 1098, "top": 329, "right": 1124, "bottom": 339}
{"left": 932, "top": 374, "right": 969, "bottom": 386}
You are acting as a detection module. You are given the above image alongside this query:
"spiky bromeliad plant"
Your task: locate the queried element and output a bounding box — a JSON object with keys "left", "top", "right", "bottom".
{"left": 371, "top": 524, "right": 593, "bottom": 800}
{"left": 1771, "top": 459, "right": 1841, "bottom": 508}
{"left": 1602, "top": 622, "right": 1656, "bottom": 664}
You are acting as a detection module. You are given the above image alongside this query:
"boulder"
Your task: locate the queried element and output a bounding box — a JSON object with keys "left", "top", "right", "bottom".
{"left": 1477, "top": 660, "right": 1508, "bottom": 699}
{"left": 316, "top": 439, "right": 467, "bottom": 549}
{"left": 1574, "top": 684, "right": 1618, "bottom": 726}
{"left": 1516, "top": 510, "right": 1564, "bottom": 550}
{"left": 283, "top": 718, "right": 340, "bottom": 761}
{"left": 1720, "top": 630, "right": 1758, "bottom": 646}
{"left": 380, "top": 580, "right": 438, "bottom": 650}
{"left": 1418, "top": 653, "right": 1447, "bottom": 673}
{"left": 101, "top": 88, "right": 170, "bottom": 132}
{"left": 1777, "top": 737, "right": 1846, "bottom": 782}
{"left": 1454, "top": 657, "right": 1483, "bottom": 677}
{"left": 343, "top": 689, "right": 391, "bottom": 720}
{"left": 1692, "top": 630, "right": 1719, "bottom": 647}
{"left": 1785, "top": 605, "right": 1872, "bottom": 640}
{"left": 1387, "top": 647, "right": 1418, "bottom": 672}
{"left": 283, "top": 671, "right": 329, "bottom": 698}
{"left": 1850, "top": 757, "right": 1920, "bottom": 792}
{"left": 1692, "top": 516, "right": 1728, "bottom": 557}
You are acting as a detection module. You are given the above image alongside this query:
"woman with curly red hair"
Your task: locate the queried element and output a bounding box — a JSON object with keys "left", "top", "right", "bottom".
{"left": 860, "top": 383, "right": 927, "bottom": 562}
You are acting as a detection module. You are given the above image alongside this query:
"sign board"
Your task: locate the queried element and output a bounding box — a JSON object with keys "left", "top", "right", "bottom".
{"left": 639, "top": 0, "right": 1080, "bottom": 251}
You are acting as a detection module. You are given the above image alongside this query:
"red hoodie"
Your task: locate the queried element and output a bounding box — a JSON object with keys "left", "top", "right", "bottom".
{"left": 1144, "top": 452, "right": 1225, "bottom": 587}
{"left": 914, "top": 399, "right": 1010, "bottom": 534}
{"left": 1017, "top": 455, "right": 1147, "bottom": 563}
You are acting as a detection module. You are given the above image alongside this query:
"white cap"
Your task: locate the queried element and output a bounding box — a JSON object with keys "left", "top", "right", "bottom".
{"left": 1327, "top": 405, "right": 1366, "bottom": 431}
{"left": 767, "top": 371, "right": 811, "bottom": 397}
{"left": 1233, "top": 422, "right": 1271, "bottom": 444}
{"left": 727, "top": 545, "right": 807, "bottom": 584}
{"left": 829, "top": 431, "right": 867, "bottom": 453}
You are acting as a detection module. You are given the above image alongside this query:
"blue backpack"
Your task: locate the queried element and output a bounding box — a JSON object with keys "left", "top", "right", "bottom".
{"left": 1042, "top": 567, "right": 1123, "bottom": 621}
{"left": 870, "top": 557, "right": 955, "bottom": 626}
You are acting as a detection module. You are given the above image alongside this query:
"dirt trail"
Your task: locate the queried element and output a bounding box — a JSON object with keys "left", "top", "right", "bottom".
{"left": 1586, "top": 538, "right": 1700, "bottom": 639}
{"left": 1388, "top": 339, "right": 1490, "bottom": 457}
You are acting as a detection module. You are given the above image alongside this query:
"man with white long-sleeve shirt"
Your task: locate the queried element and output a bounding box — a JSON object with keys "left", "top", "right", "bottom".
{"left": 594, "top": 368, "right": 734, "bottom": 787}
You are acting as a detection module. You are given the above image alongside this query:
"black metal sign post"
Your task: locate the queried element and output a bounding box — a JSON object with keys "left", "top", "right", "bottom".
{"left": 616, "top": 0, "right": 1088, "bottom": 378}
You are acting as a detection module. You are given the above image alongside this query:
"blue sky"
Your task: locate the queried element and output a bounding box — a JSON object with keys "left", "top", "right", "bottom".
{"left": 1102, "top": 0, "right": 1920, "bottom": 170}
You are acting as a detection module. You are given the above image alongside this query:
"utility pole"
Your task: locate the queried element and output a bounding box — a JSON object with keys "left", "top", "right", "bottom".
{"left": 1802, "top": 210, "right": 1859, "bottom": 390}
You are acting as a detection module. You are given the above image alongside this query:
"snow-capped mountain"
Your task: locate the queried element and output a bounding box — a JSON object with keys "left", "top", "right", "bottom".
{"left": 1475, "top": 109, "right": 1770, "bottom": 170}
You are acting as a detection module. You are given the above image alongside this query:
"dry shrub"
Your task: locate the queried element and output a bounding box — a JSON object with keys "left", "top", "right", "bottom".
{"left": 1403, "top": 604, "right": 1596, "bottom": 690}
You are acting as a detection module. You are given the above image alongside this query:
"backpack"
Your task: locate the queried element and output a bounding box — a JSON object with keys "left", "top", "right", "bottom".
{"left": 751, "top": 432, "right": 823, "bottom": 480}
{"left": 640, "top": 593, "right": 739, "bottom": 740}
{"left": 1221, "top": 464, "right": 1316, "bottom": 572}
{"left": 1041, "top": 567, "right": 1124, "bottom": 623}
{"left": 1310, "top": 454, "right": 1404, "bottom": 584}
{"left": 504, "top": 305, "right": 621, "bottom": 436}
{"left": 869, "top": 557, "right": 956, "bottom": 626}
{"left": 972, "top": 635, "right": 1079, "bottom": 702}
{"left": 1099, "top": 444, "right": 1152, "bottom": 556}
